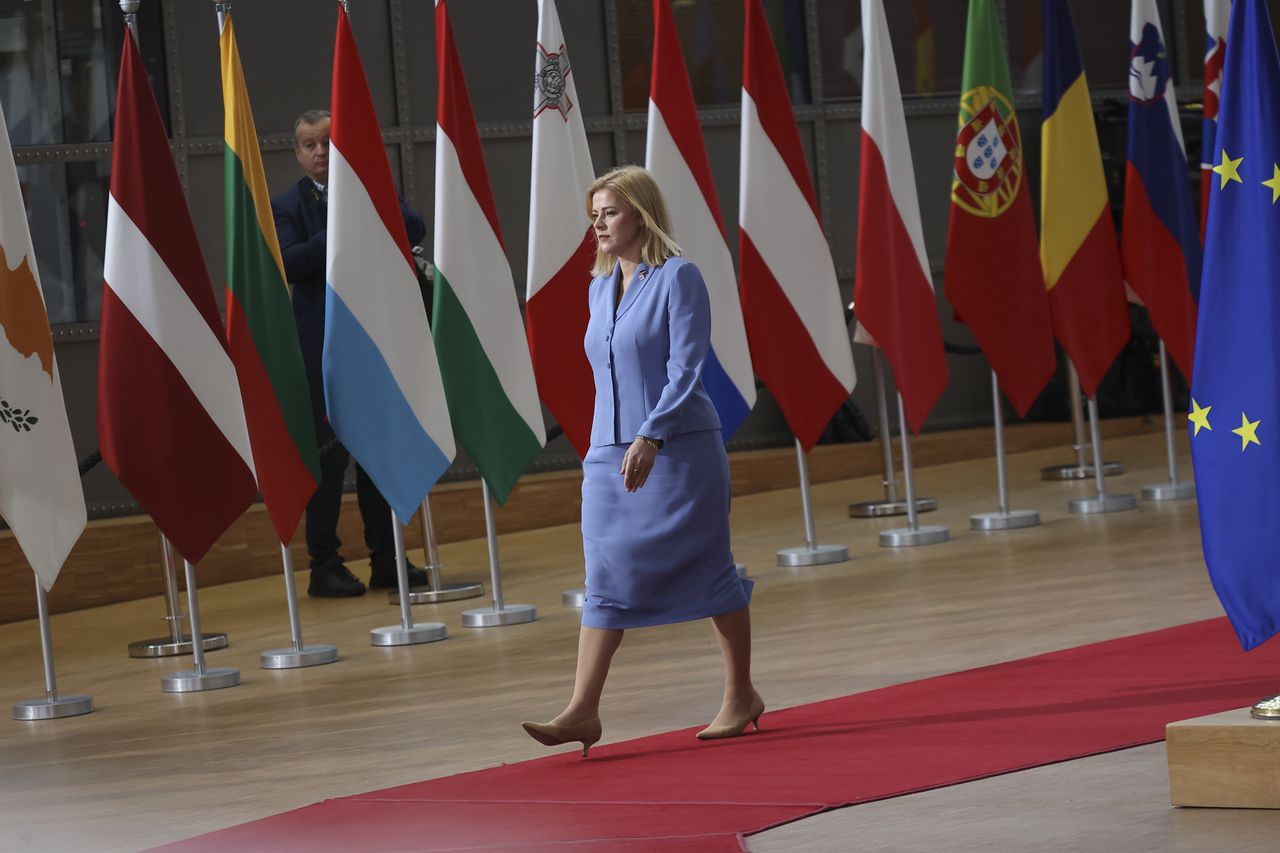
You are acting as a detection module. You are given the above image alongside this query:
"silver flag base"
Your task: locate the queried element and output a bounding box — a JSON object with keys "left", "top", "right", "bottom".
{"left": 13, "top": 694, "right": 94, "bottom": 721}
{"left": 736, "top": 563, "right": 749, "bottom": 579}
{"left": 561, "top": 588, "right": 586, "bottom": 608}
{"left": 1141, "top": 481, "right": 1196, "bottom": 502}
{"left": 1251, "top": 695, "right": 1280, "bottom": 720}
{"left": 848, "top": 497, "right": 937, "bottom": 518}
{"left": 1041, "top": 461, "right": 1125, "bottom": 481}
{"left": 128, "top": 632, "right": 228, "bottom": 659}
{"left": 260, "top": 644, "right": 340, "bottom": 669}
{"left": 777, "top": 544, "right": 849, "bottom": 567}
{"left": 970, "top": 509, "right": 1041, "bottom": 531}
{"left": 370, "top": 623, "right": 448, "bottom": 646}
{"left": 161, "top": 667, "right": 241, "bottom": 693}
{"left": 389, "top": 582, "right": 484, "bottom": 605}
{"left": 462, "top": 603, "right": 538, "bottom": 628}
{"left": 1068, "top": 493, "right": 1138, "bottom": 515}
{"left": 880, "top": 525, "right": 950, "bottom": 547}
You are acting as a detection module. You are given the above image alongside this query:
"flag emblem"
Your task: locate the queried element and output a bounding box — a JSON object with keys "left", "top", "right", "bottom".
{"left": 951, "top": 87, "right": 1023, "bottom": 217}
{"left": 1128, "top": 24, "right": 1170, "bottom": 103}
{"left": 535, "top": 43, "right": 573, "bottom": 120}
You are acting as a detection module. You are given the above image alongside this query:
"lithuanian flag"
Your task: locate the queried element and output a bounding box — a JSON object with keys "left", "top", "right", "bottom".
{"left": 220, "top": 13, "right": 319, "bottom": 543}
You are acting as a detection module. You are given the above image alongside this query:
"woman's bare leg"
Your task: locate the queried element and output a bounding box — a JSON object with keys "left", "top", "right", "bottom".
{"left": 551, "top": 626, "right": 624, "bottom": 725}
{"left": 707, "top": 605, "right": 757, "bottom": 726}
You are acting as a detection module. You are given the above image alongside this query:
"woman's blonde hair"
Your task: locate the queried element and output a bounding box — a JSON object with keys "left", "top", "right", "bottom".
{"left": 585, "top": 165, "right": 681, "bottom": 276}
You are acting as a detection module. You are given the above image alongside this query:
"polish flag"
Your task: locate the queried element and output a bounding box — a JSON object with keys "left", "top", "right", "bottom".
{"left": 739, "top": 0, "right": 855, "bottom": 451}
{"left": 526, "top": 0, "right": 595, "bottom": 458}
{"left": 648, "top": 0, "right": 755, "bottom": 440}
{"left": 99, "top": 30, "right": 257, "bottom": 564}
{"left": 854, "top": 0, "right": 948, "bottom": 434}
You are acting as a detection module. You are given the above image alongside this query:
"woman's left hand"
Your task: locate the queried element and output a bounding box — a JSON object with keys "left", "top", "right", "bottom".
{"left": 620, "top": 438, "right": 657, "bottom": 492}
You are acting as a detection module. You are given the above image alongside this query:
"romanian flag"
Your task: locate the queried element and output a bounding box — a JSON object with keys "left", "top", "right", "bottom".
{"left": 1040, "top": 0, "right": 1130, "bottom": 399}
{"left": 220, "top": 12, "right": 319, "bottom": 544}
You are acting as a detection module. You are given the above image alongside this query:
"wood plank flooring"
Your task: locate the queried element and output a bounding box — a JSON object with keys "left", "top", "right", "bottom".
{"left": 2, "top": 426, "right": 1275, "bottom": 852}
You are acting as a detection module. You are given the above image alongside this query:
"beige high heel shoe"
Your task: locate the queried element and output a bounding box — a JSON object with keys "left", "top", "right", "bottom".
{"left": 521, "top": 717, "right": 603, "bottom": 757}
{"left": 696, "top": 692, "right": 765, "bottom": 740}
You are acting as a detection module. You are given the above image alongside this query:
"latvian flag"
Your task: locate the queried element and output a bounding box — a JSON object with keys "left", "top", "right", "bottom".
{"left": 526, "top": 0, "right": 595, "bottom": 458}
{"left": 648, "top": 0, "right": 755, "bottom": 441}
{"left": 739, "top": 0, "right": 855, "bottom": 451}
{"left": 100, "top": 29, "right": 257, "bottom": 563}
{"left": 324, "top": 4, "right": 454, "bottom": 522}
{"left": 1202, "top": 0, "right": 1230, "bottom": 240}
{"left": 854, "top": 0, "right": 947, "bottom": 434}
{"left": 1121, "top": 0, "right": 1200, "bottom": 381}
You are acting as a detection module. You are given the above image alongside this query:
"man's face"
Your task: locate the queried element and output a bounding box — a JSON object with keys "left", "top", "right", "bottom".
{"left": 294, "top": 118, "right": 331, "bottom": 184}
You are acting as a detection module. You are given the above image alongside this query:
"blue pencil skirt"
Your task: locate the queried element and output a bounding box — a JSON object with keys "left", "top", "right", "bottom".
{"left": 580, "top": 428, "right": 753, "bottom": 629}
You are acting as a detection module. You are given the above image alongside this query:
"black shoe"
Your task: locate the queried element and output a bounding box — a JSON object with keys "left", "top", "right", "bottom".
{"left": 308, "top": 563, "right": 367, "bottom": 598}
{"left": 368, "top": 561, "right": 429, "bottom": 590}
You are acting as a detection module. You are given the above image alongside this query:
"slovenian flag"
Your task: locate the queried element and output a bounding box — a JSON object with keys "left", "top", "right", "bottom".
{"left": 647, "top": 0, "right": 755, "bottom": 441}
{"left": 739, "top": 0, "right": 855, "bottom": 451}
{"left": 1121, "top": 0, "right": 1200, "bottom": 381}
{"left": 324, "top": 4, "right": 454, "bottom": 522}
{"left": 1202, "top": 0, "right": 1230, "bottom": 241}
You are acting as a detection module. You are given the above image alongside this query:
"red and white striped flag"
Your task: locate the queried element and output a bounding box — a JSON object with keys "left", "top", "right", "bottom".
{"left": 739, "top": 0, "right": 855, "bottom": 451}
{"left": 853, "top": 0, "right": 948, "bottom": 433}
{"left": 99, "top": 32, "right": 257, "bottom": 563}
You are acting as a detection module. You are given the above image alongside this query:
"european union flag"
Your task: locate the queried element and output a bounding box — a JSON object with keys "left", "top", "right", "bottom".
{"left": 1192, "top": 0, "right": 1280, "bottom": 650}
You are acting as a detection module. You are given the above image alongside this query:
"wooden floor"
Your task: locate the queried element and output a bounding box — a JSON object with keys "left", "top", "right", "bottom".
{"left": 2, "top": 427, "right": 1279, "bottom": 851}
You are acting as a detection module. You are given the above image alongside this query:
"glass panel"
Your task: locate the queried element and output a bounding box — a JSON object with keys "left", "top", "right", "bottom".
{"left": 64, "top": 160, "right": 108, "bottom": 323}
{"left": 0, "top": 0, "right": 59, "bottom": 145}
{"left": 57, "top": 0, "right": 112, "bottom": 143}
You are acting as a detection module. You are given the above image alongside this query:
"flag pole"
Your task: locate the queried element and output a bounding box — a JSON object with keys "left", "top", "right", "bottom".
{"left": 880, "top": 392, "right": 949, "bottom": 547}
{"left": 1141, "top": 341, "right": 1195, "bottom": 502}
{"left": 260, "top": 542, "right": 340, "bottom": 667}
{"left": 849, "top": 348, "right": 937, "bottom": 518}
{"left": 13, "top": 575, "right": 94, "bottom": 720}
{"left": 462, "top": 482, "right": 537, "bottom": 627}
{"left": 1041, "top": 360, "right": 1125, "bottom": 480}
{"left": 390, "top": 496, "right": 483, "bottom": 605}
{"left": 1068, "top": 398, "right": 1137, "bottom": 515}
{"left": 161, "top": 560, "right": 241, "bottom": 692}
{"left": 972, "top": 370, "right": 1041, "bottom": 530}
{"left": 777, "top": 439, "right": 849, "bottom": 566}
{"left": 371, "top": 509, "right": 448, "bottom": 646}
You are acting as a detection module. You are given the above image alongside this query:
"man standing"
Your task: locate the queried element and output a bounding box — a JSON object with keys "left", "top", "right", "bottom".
{"left": 273, "top": 109, "right": 430, "bottom": 597}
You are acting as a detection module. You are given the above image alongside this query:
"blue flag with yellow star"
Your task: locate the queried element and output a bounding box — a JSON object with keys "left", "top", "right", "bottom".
{"left": 1192, "top": 0, "right": 1280, "bottom": 651}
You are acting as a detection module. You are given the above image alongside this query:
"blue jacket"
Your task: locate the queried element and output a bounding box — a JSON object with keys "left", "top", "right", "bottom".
{"left": 585, "top": 257, "right": 722, "bottom": 446}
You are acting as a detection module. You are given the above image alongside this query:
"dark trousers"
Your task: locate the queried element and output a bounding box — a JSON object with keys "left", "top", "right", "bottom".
{"left": 304, "top": 379, "right": 395, "bottom": 573}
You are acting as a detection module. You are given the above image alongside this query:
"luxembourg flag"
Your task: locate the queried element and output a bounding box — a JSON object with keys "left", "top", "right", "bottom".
{"left": 1121, "top": 0, "right": 1200, "bottom": 380}
{"left": 1202, "top": 0, "right": 1230, "bottom": 240}
{"left": 324, "top": 4, "right": 454, "bottom": 522}
{"left": 739, "top": 0, "right": 855, "bottom": 451}
{"left": 647, "top": 0, "right": 755, "bottom": 441}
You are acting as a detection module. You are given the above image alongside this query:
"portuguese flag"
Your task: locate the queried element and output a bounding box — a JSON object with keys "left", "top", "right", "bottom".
{"left": 219, "top": 12, "right": 319, "bottom": 543}
{"left": 941, "top": 0, "right": 1055, "bottom": 417}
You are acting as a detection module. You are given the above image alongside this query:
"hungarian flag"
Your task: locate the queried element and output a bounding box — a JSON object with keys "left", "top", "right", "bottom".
{"left": 942, "top": 0, "right": 1055, "bottom": 418}
{"left": 220, "top": 11, "right": 319, "bottom": 544}
{"left": 1040, "top": 0, "right": 1131, "bottom": 400}
{"left": 324, "top": 4, "right": 454, "bottom": 522}
{"left": 1121, "top": 0, "right": 1200, "bottom": 381}
{"left": 1201, "top": 0, "right": 1230, "bottom": 241}
{"left": 647, "top": 0, "right": 755, "bottom": 440}
{"left": 100, "top": 30, "right": 257, "bottom": 564}
{"left": 0, "top": 98, "right": 86, "bottom": 590}
{"left": 739, "top": 0, "right": 855, "bottom": 451}
{"left": 526, "top": 0, "right": 594, "bottom": 458}
{"left": 854, "top": 0, "right": 947, "bottom": 434}
{"left": 435, "top": 0, "right": 545, "bottom": 504}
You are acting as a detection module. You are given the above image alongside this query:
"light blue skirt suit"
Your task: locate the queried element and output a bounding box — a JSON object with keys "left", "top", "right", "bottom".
{"left": 580, "top": 256, "right": 753, "bottom": 629}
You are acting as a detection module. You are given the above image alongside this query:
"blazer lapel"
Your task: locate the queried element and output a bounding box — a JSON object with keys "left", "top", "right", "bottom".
{"left": 614, "top": 262, "right": 653, "bottom": 321}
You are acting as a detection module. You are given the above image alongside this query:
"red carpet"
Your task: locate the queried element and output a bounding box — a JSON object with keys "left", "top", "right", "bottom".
{"left": 156, "top": 617, "right": 1280, "bottom": 852}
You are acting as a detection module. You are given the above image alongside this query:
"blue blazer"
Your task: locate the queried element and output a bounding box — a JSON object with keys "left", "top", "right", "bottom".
{"left": 585, "top": 257, "right": 722, "bottom": 446}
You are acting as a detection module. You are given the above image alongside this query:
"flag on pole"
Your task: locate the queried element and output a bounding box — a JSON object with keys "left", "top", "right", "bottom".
{"left": 1121, "top": 0, "right": 1200, "bottom": 381}
{"left": 435, "top": 0, "right": 545, "bottom": 505}
{"left": 648, "top": 0, "right": 755, "bottom": 441}
{"left": 1202, "top": 0, "right": 1231, "bottom": 241}
{"left": 943, "top": 0, "right": 1055, "bottom": 417}
{"left": 1040, "top": 0, "right": 1130, "bottom": 399}
{"left": 325, "top": 4, "right": 454, "bottom": 522}
{"left": 0, "top": 98, "right": 86, "bottom": 590}
{"left": 1190, "top": 0, "right": 1280, "bottom": 650}
{"left": 526, "top": 0, "right": 595, "bottom": 458}
{"left": 854, "top": 0, "right": 947, "bottom": 435}
{"left": 99, "top": 31, "right": 257, "bottom": 564}
{"left": 739, "top": 0, "right": 855, "bottom": 451}
{"left": 220, "top": 12, "right": 319, "bottom": 544}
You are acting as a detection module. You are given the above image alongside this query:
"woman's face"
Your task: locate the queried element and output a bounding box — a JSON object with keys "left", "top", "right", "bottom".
{"left": 590, "top": 188, "right": 644, "bottom": 261}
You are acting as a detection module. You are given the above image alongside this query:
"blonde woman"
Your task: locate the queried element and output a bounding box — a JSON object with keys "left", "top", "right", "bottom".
{"left": 521, "top": 166, "right": 761, "bottom": 756}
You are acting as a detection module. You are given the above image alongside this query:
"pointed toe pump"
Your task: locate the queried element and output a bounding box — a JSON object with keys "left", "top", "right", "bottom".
{"left": 696, "top": 693, "right": 765, "bottom": 741}
{"left": 521, "top": 717, "right": 603, "bottom": 757}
